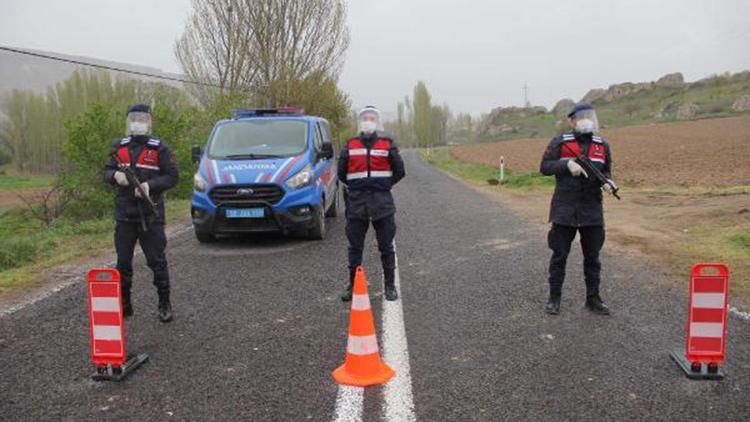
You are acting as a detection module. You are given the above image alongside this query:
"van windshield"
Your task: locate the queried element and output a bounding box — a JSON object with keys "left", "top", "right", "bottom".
{"left": 208, "top": 119, "right": 308, "bottom": 159}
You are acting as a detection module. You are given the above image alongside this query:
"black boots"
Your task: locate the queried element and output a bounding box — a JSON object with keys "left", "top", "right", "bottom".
{"left": 384, "top": 268, "right": 398, "bottom": 301}
{"left": 121, "top": 286, "right": 173, "bottom": 322}
{"left": 157, "top": 288, "right": 173, "bottom": 323}
{"left": 545, "top": 295, "right": 610, "bottom": 315}
{"left": 585, "top": 295, "right": 611, "bottom": 315}
{"left": 340, "top": 285, "right": 353, "bottom": 302}
{"left": 384, "top": 284, "right": 398, "bottom": 301}
{"left": 545, "top": 295, "right": 561, "bottom": 315}
{"left": 122, "top": 291, "right": 134, "bottom": 318}
{"left": 341, "top": 268, "right": 398, "bottom": 301}
{"left": 341, "top": 269, "right": 355, "bottom": 302}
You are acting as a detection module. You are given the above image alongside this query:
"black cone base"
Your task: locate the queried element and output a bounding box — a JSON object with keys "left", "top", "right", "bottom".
{"left": 670, "top": 349, "right": 725, "bottom": 380}
{"left": 92, "top": 353, "right": 149, "bottom": 381}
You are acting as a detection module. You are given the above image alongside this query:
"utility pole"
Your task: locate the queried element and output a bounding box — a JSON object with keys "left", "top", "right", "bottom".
{"left": 523, "top": 84, "right": 531, "bottom": 108}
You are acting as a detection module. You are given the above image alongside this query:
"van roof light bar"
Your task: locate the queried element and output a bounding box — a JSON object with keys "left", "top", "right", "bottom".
{"left": 232, "top": 108, "right": 305, "bottom": 118}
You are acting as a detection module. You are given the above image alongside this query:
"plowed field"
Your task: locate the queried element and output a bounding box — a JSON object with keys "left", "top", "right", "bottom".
{"left": 452, "top": 115, "right": 750, "bottom": 188}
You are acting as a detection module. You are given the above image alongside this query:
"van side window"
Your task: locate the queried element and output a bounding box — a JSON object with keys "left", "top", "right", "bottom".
{"left": 313, "top": 122, "right": 324, "bottom": 153}
{"left": 320, "top": 121, "right": 333, "bottom": 143}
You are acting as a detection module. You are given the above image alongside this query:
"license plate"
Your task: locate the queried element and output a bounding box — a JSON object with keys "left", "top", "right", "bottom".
{"left": 225, "top": 208, "right": 265, "bottom": 219}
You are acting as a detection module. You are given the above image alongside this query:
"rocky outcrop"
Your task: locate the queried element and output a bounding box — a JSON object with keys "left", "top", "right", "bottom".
{"left": 676, "top": 103, "right": 700, "bottom": 120}
{"left": 477, "top": 106, "right": 547, "bottom": 139}
{"left": 603, "top": 82, "right": 652, "bottom": 101}
{"left": 551, "top": 99, "right": 575, "bottom": 117}
{"left": 656, "top": 72, "right": 684, "bottom": 88}
{"left": 732, "top": 95, "right": 750, "bottom": 112}
{"left": 581, "top": 88, "right": 606, "bottom": 104}
{"left": 650, "top": 101, "right": 678, "bottom": 119}
{"left": 581, "top": 72, "right": 684, "bottom": 104}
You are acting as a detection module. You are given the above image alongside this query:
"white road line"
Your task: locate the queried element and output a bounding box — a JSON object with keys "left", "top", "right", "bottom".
{"left": 730, "top": 306, "right": 750, "bottom": 321}
{"left": 382, "top": 242, "right": 416, "bottom": 421}
{"left": 332, "top": 386, "right": 364, "bottom": 422}
{"left": 332, "top": 242, "right": 416, "bottom": 422}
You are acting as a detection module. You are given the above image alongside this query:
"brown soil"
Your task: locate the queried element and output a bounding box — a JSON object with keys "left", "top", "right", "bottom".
{"left": 0, "top": 187, "right": 52, "bottom": 213}
{"left": 463, "top": 184, "right": 750, "bottom": 308}
{"left": 452, "top": 115, "right": 750, "bottom": 188}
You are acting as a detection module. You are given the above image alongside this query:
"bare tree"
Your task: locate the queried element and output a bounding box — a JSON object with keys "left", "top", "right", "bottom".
{"left": 175, "top": 0, "right": 257, "bottom": 103}
{"left": 18, "top": 184, "right": 70, "bottom": 227}
{"left": 175, "top": 0, "right": 350, "bottom": 106}
{"left": 246, "top": 0, "right": 349, "bottom": 105}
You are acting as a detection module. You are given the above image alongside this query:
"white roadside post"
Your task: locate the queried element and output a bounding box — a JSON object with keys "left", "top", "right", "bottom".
{"left": 499, "top": 156, "right": 505, "bottom": 183}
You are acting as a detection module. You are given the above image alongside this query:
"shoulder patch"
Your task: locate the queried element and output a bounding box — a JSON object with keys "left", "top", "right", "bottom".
{"left": 120, "top": 137, "right": 131, "bottom": 145}
{"left": 561, "top": 133, "right": 576, "bottom": 141}
{"left": 147, "top": 138, "right": 161, "bottom": 147}
{"left": 592, "top": 135, "right": 603, "bottom": 144}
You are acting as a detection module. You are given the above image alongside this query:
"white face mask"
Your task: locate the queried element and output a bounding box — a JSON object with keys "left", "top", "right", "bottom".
{"left": 575, "top": 119, "right": 596, "bottom": 134}
{"left": 129, "top": 122, "right": 150, "bottom": 136}
{"left": 359, "top": 120, "right": 377, "bottom": 135}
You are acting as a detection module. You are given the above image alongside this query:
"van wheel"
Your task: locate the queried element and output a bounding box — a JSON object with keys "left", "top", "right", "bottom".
{"left": 195, "top": 231, "right": 216, "bottom": 243}
{"left": 325, "top": 191, "right": 338, "bottom": 218}
{"left": 308, "top": 205, "right": 326, "bottom": 240}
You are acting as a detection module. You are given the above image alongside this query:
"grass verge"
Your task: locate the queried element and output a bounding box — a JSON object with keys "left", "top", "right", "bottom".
{"left": 0, "top": 174, "right": 56, "bottom": 191}
{"left": 420, "top": 148, "right": 554, "bottom": 190}
{"left": 0, "top": 200, "right": 190, "bottom": 295}
{"left": 681, "top": 227, "right": 750, "bottom": 303}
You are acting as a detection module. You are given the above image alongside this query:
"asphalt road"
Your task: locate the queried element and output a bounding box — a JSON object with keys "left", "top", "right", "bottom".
{"left": 1, "top": 151, "right": 748, "bottom": 421}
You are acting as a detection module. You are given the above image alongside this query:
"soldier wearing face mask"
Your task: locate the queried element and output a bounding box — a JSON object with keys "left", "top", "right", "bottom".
{"left": 104, "top": 104, "right": 179, "bottom": 322}
{"left": 540, "top": 103, "right": 614, "bottom": 316}
{"left": 337, "top": 106, "right": 406, "bottom": 301}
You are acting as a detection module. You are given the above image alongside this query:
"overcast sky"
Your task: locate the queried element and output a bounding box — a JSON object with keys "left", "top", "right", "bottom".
{"left": 1, "top": 0, "right": 749, "bottom": 114}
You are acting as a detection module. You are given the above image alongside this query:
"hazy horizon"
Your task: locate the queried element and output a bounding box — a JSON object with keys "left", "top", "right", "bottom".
{"left": 1, "top": 0, "right": 749, "bottom": 114}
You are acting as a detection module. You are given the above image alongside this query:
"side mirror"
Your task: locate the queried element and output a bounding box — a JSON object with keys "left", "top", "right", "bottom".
{"left": 191, "top": 145, "right": 202, "bottom": 164}
{"left": 321, "top": 142, "right": 334, "bottom": 160}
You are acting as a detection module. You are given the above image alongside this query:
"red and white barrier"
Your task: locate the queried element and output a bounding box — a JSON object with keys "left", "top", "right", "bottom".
{"left": 671, "top": 263, "right": 730, "bottom": 380}
{"left": 686, "top": 264, "right": 729, "bottom": 364}
{"left": 87, "top": 268, "right": 126, "bottom": 366}
{"left": 87, "top": 268, "right": 147, "bottom": 381}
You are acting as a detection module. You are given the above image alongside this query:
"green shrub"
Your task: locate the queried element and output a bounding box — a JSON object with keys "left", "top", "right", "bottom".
{"left": 0, "top": 237, "right": 45, "bottom": 272}
{"left": 60, "top": 104, "right": 123, "bottom": 219}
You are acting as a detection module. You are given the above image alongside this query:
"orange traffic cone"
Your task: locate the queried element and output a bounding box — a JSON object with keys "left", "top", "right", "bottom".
{"left": 332, "top": 266, "right": 395, "bottom": 387}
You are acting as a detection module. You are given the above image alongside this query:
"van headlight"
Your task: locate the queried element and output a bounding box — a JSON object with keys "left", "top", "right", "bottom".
{"left": 194, "top": 173, "right": 208, "bottom": 192}
{"left": 285, "top": 164, "right": 313, "bottom": 190}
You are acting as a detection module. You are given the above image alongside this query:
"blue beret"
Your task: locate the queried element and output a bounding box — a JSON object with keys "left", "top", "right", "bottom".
{"left": 567, "top": 102, "right": 593, "bottom": 118}
{"left": 127, "top": 104, "right": 151, "bottom": 115}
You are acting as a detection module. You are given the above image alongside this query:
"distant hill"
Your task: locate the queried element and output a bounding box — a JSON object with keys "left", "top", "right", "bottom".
{"left": 0, "top": 46, "right": 183, "bottom": 101}
{"left": 477, "top": 71, "right": 750, "bottom": 141}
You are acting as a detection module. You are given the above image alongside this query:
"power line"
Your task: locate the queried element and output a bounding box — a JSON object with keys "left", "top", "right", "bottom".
{"left": 0, "top": 45, "right": 221, "bottom": 89}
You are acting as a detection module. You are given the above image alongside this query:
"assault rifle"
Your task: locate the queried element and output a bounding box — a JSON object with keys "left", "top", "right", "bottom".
{"left": 561, "top": 142, "right": 621, "bottom": 200}
{"left": 110, "top": 152, "right": 158, "bottom": 231}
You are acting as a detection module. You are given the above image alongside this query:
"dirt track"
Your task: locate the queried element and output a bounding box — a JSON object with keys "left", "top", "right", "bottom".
{"left": 452, "top": 115, "right": 750, "bottom": 188}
